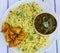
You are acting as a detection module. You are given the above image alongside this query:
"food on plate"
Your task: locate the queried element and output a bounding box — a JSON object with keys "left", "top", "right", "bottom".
{"left": 11, "top": 27, "right": 22, "bottom": 34}
{"left": 10, "top": 34, "right": 16, "bottom": 40}
{"left": 1, "top": 23, "right": 25, "bottom": 47}
{"left": 34, "top": 13, "right": 57, "bottom": 35}
{"left": 5, "top": 30, "right": 12, "bottom": 42}
{"left": 9, "top": 41, "right": 14, "bottom": 47}
{"left": 1, "top": 2, "right": 50, "bottom": 53}
{"left": 10, "top": 32, "right": 25, "bottom": 46}
{"left": 17, "top": 32, "right": 25, "bottom": 40}
{"left": 1, "top": 23, "right": 10, "bottom": 32}
{"left": 9, "top": 32, "right": 25, "bottom": 47}
{"left": 29, "top": 34, "right": 33, "bottom": 41}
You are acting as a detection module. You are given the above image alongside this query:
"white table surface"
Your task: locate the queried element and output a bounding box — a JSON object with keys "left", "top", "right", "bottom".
{"left": 0, "top": 0, "right": 60, "bottom": 53}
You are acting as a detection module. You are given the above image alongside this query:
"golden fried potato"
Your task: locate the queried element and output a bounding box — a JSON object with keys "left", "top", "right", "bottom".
{"left": 17, "top": 32, "right": 25, "bottom": 40}
{"left": 9, "top": 38, "right": 21, "bottom": 47}
{"left": 11, "top": 27, "right": 22, "bottom": 34}
{"left": 1, "top": 23, "right": 10, "bottom": 32}
{"left": 9, "top": 41, "right": 14, "bottom": 47}
{"left": 11, "top": 32, "right": 25, "bottom": 47}
{"left": 9, "top": 32, "right": 25, "bottom": 47}
{"left": 8, "top": 29, "right": 14, "bottom": 35}
{"left": 10, "top": 34, "right": 16, "bottom": 40}
{"left": 6, "top": 28, "right": 17, "bottom": 40}
{"left": 14, "top": 38, "right": 21, "bottom": 46}
{"left": 1, "top": 23, "right": 25, "bottom": 47}
{"left": 5, "top": 30, "right": 12, "bottom": 42}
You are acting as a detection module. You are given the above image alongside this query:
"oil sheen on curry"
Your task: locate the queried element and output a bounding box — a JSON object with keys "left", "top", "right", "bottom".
{"left": 34, "top": 13, "right": 57, "bottom": 35}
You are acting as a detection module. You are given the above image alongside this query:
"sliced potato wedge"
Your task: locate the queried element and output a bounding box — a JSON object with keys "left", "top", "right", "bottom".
{"left": 9, "top": 38, "right": 21, "bottom": 47}
{"left": 11, "top": 32, "right": 25, "bottom": 47}
{"left": 1, "top": 23, "right": 10, "bottom": 32}
{"left": 14, "top": 38, "right": 21, "bottom": 46}
{"left": 10, "top": 34, "right": 17, "bottom": 40}
{"left": 11, "top": 27, "right": 22, "bottom": 34}
{"left": 9, "top": 41, "right": 14, "bottom": 47}
{"left": 17, "top": 32, "right": 25, "bottom": 40}
{"left": 1, "top": 22, "right": 25, "bottom": 47}
{"left": 5, "top": 30, "right": 12, "bottom": 42}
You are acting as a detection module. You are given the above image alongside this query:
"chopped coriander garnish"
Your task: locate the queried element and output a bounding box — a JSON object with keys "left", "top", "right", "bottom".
{"left": 17, "top": 10, "right": 24, "bottom": 17}
{"left": 29, "top": 34, "right": 33, "bottom": 41}
{"left": 42, "top": 21, "right": 49, "bottom": 28}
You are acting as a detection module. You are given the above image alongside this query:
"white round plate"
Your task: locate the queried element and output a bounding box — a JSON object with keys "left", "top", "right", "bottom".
{"left": 0, "top": 0, "right": 60, "bottom": 53}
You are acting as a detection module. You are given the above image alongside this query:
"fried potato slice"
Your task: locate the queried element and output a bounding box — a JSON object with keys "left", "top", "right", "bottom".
{"left": 1, "top": 23, "right": 10, "bottom": 32}
{"left": 5, "top": 34, "right": 11, "bottom": 42}
{"left": 8, "top": 28, "right": 14, "bottom": 35}
{"left": 10, "top": 34, "right": 17, "bottom": 40}
{"left": 9, "top": 39, "right": 21, "bottom": 47}
{"left": 11, "top": 27, "right": 22, "bottom": 34}
{"left": 9, "top": 38, "right": 21, "bottom": 47}
{"left": 7, "top": 28, "right": 17, "bottom": 40}
{"left": 9, "top": 41, "right": 14, "bottom": 47}
{"left": 1, "top": 22, "right": 25, "bottom": 47}
{"left": 10, "top": 32, "right": 25, "bottom": 47}
{"left": 5, "top": 30, "right": 12, "bottom": 42}
{"left": 14, "top": 38, "right": 21, "bottom": 46}
{"left": 17, "top": 32, "right": 25, "bottom": 40}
